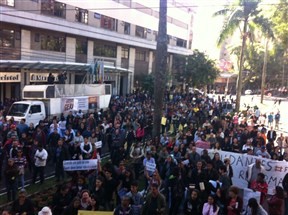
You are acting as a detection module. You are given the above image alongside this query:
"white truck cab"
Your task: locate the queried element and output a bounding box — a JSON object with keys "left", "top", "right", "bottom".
{"left": 7, "top": 100, "right": 46, "bottom": 126}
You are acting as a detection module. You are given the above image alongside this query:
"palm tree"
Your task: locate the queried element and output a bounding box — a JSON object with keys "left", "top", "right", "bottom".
{"left": 214, "top": 0, "right": 267, "bottom": 111}
{"left": 152, "top": 0, "right": 168, "bottom": 140}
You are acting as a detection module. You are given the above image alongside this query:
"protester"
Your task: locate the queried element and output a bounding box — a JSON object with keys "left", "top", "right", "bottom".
{"left": 11, "top": 190, "right": 34, "bottom": 215}
{"left": 32, "top": 144, "right": 48, "bottom": 184}
{"left": 2, "top": 89, "right": 288, "bottom": 214}
{"left": 246, "top": 198, "right": 268, "bottom": 215}
{"left": 5, "top": 158, "right": 18, "bottom": 202}
{"left": 267, "top": 186, "right": 284, "bottom": 215}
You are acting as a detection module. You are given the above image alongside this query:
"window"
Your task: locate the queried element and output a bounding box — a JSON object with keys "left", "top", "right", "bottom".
{"left": 0, "top": 0, "right": 14, "bottom": 6}
{"left": 176, "top": 38, "right": 187, "bottom": 48}
{"left": 135, "top": 51, "right": 146, "bottom": 61}
{"left": 75, "top": 7, "right": 88, "bottom": 24}
{"left": 94, "top": 43, "right": 116, "bottom": 58}
{"left": 101, "top": 15, "right": 116, "bottom": 31}
{"left": 0, "top": 29, "right": 15, "bottom": 47}
{"left": 30, "top": 105, "right": 41, "bottom": 114}
{"left": 121, "top": 48, "right": 129, "bottom": 59}
{"left": 135, "top": 26, "right": 146, "bottom": 38}
{"left": 76, "top": 39, "right": 87, "bottom": 54}
{"left": 41, "top": 0, "right": 66, "bottom": 18}
{"left": 124, "top": 22, "right": 130, "bottom": 35}
{"left": 40, "top": 34, "right": 66, "bottom": 52}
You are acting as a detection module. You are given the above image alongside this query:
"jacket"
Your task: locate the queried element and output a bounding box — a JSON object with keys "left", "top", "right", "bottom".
{"left": 267, "top": 195, "right": 284, "bottom": 215}
{"left": 142, "top": 192, "right": 166, "bottom": 215}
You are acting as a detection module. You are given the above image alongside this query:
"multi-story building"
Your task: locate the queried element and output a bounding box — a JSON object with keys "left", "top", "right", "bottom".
{"left": 0, "top": 0, "right": 193, "bottom": 100}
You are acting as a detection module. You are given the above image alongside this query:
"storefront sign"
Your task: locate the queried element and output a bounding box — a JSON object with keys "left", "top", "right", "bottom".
{"left": 0, "top": 72, "right": 21, "bottom": 82}
{"left": 30, "top": 73, "right": 59, "bottom": 82}
{"left": 63, "top": 159, "right": 98, "bottom": 171}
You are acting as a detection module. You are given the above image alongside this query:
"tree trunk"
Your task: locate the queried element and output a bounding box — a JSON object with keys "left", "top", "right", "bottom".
{"left": 260, "top": 39, "right": 269, "bottom": 103}
{"left": 152, "top": 0, "right": 168, "bottom": 140}
{"left": 235, "top": 18, "right": 248, "bottom": 112}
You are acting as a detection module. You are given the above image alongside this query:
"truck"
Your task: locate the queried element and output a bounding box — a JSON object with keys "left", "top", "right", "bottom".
{"left": 6, "top": 84, "right": 111, "bottom": 126}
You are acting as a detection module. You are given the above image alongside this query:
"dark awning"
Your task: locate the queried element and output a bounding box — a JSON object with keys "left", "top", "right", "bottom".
{"left": 0, "top": 60, "right": 131, "bottom": 73}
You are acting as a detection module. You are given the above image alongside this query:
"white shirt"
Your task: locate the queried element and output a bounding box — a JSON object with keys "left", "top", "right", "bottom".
{"left": 34, "top": 149, "right": 48, "bottom": 167}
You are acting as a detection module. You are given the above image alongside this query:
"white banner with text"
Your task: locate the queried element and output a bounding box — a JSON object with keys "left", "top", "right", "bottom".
{"left": 196, "top": 148, "right": 287, "bottom": 194}
{"left": 63, "top": 159, "right": 98, "bottom": 171}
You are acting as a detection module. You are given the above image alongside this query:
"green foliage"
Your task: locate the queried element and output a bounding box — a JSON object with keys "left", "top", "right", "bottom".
{"left": 142, "top": 73, "right": 155, "bottom": 94}
{"left": 272, "top": 0, "right": 288, "bottom": 48}
{"left": 184, "top": 50, "right": 220, "bottom": 87}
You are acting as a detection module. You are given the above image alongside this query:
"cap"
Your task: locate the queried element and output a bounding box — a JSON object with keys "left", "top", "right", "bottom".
{"left": 261, "top": 146, "right": 266, "bottom": 149}
{"left": 10, "top": 124, "right": 16, "bottom": 129}
{"left": 38, "top": 206, "right": 52, "bottom": 215}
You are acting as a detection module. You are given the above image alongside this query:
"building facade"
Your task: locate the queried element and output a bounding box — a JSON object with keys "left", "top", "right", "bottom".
{"left": 0, "top": 0, "right": 193, "bottom": 100}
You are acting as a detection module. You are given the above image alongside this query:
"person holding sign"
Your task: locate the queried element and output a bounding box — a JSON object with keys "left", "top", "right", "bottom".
{"left": 227, "top": 186, "right": 243, "bottom": 215}
{"left": 143, "top": 151, "right": 156, "bottom": 188}
{"left": 80, "top": 137, "right": 93, "bottom": 160}
{"left": 161, "top": 115, "right": 167, "bottom": 134}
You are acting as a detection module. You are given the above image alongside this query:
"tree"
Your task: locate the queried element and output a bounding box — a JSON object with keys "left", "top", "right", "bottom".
{"left": 214, "top": 0, "right": 267, "bottom": 111}
{"left": 183, "top": 50, "right": 219, "bottom": 88}
{"left": 152, "top": 0, "right": 168, "bottom": 140}
{"left": 141, "top": 74, "right": 154, "bottom": 95}
{"left": 272, "top": 0, "right": 288, "bottom": 89}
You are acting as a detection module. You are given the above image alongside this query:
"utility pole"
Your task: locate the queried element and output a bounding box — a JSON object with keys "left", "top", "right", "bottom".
{"left": 152, "top": 0, "right": 168, "bottom": 140}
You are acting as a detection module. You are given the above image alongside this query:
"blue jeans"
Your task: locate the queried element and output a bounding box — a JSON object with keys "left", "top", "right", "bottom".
{"left": 18, "top": 174, "right": 25, "bottom": 189}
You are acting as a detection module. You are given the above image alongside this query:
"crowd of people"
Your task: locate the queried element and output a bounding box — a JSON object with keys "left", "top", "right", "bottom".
{"left": 0, "top": 90, "right": 287, "bottom": 215}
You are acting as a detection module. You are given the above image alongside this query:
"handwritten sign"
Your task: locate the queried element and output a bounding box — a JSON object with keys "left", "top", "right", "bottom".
{"left": 145, "top": 162, "right": 156, "bottom": 172}
{"left": 196, "top": 148, "right": 288, "bottom": 194}
{"left": 161, "top": 117, "right": 167, "bottom": 126}
{"left": 95, "top": 141, "right": 102, "bottom": 149}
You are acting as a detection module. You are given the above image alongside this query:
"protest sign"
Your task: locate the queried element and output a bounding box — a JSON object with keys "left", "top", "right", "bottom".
{"left": 196, "top": 148, "right": 288, "bottom": 194}
{"left": 64, "top": 159, "right": 98, "bottom": 171}
{"left": 145, "top": 162, "right": 156, "bottom": 172}
{"left": 95, "top": 141, "right": 102, "bottom": 149}
{"left": 161, "top": 117, "right": 167, "bottom": 125}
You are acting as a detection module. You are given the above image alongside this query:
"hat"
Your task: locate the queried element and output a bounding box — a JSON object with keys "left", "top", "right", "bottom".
{"left": 261, "top": 146, "right": 266, "bottom": 149}
{"left": 38, "top": 206, "right": 52, "bottom": 215}
{"left": 10, "top": 124, "right": 16, "bottom": 129}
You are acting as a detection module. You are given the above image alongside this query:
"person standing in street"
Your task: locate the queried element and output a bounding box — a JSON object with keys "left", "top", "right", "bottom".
{"left": 32, "top": 144, "right": 48, "bottom": 184}
{"left": 5, "top": 158, "right": 18, "bottom": 202}
{"left": 54, "top": 138, "right": 69, "bottom": 182}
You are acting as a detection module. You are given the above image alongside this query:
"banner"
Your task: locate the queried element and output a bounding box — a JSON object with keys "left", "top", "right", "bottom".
{"left": 74, "top": 97, "right": 88, "bottom": 111}
{"left": 63, "top": 159, "right": 98, "bottom": 171}
{"left": 88, "top": 96, "right": 98, "bottom": 109}
{"left": 196, "top": 148, "right": 288, "bottom": 194}
{"left": 62, "top": 98, "right": 74, "bottom": 112}
{"left": 62, "top": 97, "right": 89, "bottom": 112}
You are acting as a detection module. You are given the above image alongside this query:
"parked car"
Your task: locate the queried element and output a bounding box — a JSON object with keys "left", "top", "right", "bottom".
{"left": 244, "top": 89, "right": 252, "bottom": 95}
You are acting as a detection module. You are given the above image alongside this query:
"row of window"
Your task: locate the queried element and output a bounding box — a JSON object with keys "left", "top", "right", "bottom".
{"left": 1, "top": 0, "right": 188, "bottom": 47}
